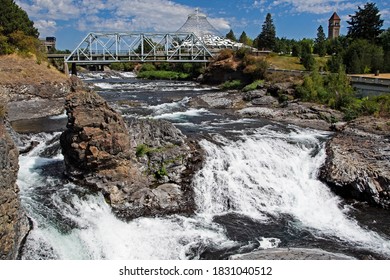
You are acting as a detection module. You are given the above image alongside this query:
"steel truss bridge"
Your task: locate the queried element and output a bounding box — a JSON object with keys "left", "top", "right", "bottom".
{"left": 64, "top": 32, "right": 215, "bottom": 65}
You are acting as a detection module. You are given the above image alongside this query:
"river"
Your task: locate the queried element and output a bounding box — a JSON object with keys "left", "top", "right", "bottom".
{"left": 16, "top": 71, "right": 390, "bottom": 259}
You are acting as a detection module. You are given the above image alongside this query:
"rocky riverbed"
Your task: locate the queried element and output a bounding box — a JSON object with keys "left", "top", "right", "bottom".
{"left": 2, "top": 64, "right": 390, "bottom": 259}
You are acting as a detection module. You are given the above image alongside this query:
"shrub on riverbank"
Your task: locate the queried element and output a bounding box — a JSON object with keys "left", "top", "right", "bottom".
{"left": 296, "top": 67, "right": 390, "bottom": 120}
{"left": 242, "top": 80, "right": 264, "bottom": 92}
{"left": 220, "top": 80, "right": 243, "bottom": 90}
{"left": 135, "top": 62, "right": 204, "bottom": 80}
{"left": 137, "top": 70, "right": 190, "bottom": 80}
{"left": 109, "top": 62, "right": 135, "bottom": 71}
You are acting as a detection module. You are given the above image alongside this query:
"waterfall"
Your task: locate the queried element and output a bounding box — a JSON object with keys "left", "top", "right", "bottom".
{"left": 18, "top": 126, "right": 390, "bottom": 260}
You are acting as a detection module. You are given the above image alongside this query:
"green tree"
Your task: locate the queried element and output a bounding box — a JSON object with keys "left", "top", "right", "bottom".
{"left": 379, "top": 28, "right": 390, "bottom": 72}
{"left": 326, "top": 66, "right": 355, "bottom": 110}
{"left": 301, "top": 53, "right": 316, "bottom": 71}
{"left": 238, "top": 31, "right": 252, "bottom": 46}
{"left": 314, "top": 25, "right": 327, "bottom": 57}
{"left": 0, "top": 0, "right": 39, "bottom": 38}
{"left": 256, "top": 13, "right": 276, "bottom": 50}
{"left": 274, "top": 37, "right": 294, "bottom": 54}
{"left": 291, "top": 42, "right": 301, "bottom": 57}
{"left": 327, "top": 54, "right": 344, "bottom": 73}
{"left": 347, "top": 2, "right": 384, "bottom": 42}
{"left": 326, "top": 35, "right": 349, "bottom": 55}
{"left": 343, "top": 39, "right": 384, "bottom": 73}
{"left": 226, "top": 29, "right": 237, "bottom": 41}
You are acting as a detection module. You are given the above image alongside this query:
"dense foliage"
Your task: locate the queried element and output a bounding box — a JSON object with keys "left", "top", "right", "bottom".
{"left": 0, "top": 0, "right": 38, "bottom": 38}
{"left": 135, "top": 62, "right": 204, "bottom": 80}
{"left": 347, "top": 2, "right": 383, "bottom": 43}
{"left": 0, "top": 0, "right": 43, "bottom": 57}
{"left": 296, "top": 67, "right": 390, "bottom": 120}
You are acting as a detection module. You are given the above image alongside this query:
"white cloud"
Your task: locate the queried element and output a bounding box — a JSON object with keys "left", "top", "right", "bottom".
{"left": 16, "top": 0, "right": 81, "bottom": 20}
{"left": 258, "top": 0, "right": 360, "bottom": 15}
{"left": 34, "top": 19, "right": 57, "bottom": 37}
{"left": 16, "top": 0, "right": 230, "bottom": 35}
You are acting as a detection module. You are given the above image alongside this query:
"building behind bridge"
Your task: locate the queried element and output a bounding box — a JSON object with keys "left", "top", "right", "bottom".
{"left": 40, "top": 37, "right": 56, "bottom": 53}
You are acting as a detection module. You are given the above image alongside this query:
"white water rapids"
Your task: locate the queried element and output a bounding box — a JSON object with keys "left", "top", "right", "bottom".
{"left": 18, "top": 126, "right": 390, "bottom": 260}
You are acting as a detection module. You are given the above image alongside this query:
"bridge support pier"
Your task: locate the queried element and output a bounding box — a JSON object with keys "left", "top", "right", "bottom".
{"left": 71, "top": 63, "right": 77, "bottom": 76}
{"left": 64, "top": 62, "right": 69, "bottom": 76}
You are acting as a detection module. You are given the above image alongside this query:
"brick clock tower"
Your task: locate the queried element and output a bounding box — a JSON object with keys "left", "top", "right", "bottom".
{"left": 328, "top": 12, "right": 341, "bottom": 39}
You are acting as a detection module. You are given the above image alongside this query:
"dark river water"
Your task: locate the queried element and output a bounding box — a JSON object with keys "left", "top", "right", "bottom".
{"left": 15, "top": 71, "right": 390, "bottom": 260}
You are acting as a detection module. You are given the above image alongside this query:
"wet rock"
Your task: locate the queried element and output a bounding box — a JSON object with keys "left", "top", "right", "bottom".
{"left": 0, "top": 119, "right": 30, "bottom": 259}
{"left": 60, "top": 91, "right": 200, "bottom": 220}
{"left": 320, "top": 117, "right": 390, "bottom": 209}
{"left": 229, "top": 248, "right": 355, "bottom": 260}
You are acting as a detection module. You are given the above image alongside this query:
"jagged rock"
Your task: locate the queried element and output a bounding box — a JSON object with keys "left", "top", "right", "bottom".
{"left": 60, "top": 90, "right": 131, "bottom": 172}
{"left": 243, "top": 89, "right": 267, "bottom": 101}
{"left": 229, "top": 248, "right": 355, "bottom": 260}
{"left": 60, "top": 91, "right": 199, "bottom": 220}
{"left": 320, "top": 117, "right": 390, "bottom": 209}
{"left": 330, "top": 122, "right": 348, "bottom": 132}
{"left": 0, "top": 119, "right": 30, "bottom": 259}
{"left": 251, "top": 95, "right": 278, "bottom": 106}
{"left": 196, "top": 92, "right": 233, "bottom": 108}
{"left": 266, "top": 82, "right": 295, "bottom": 96}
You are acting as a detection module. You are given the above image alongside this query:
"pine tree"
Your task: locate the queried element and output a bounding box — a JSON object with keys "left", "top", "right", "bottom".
{"left": 347, "top": 2, "right": 383, "bottom": 42}
{"left": 238, "top": 31, "right": 252, "bottom": 46}
{"left": 225, "top": 29, "right": 237, "bottom": 41}
{"left": 257, "top": 13, "right": 276, "bottom": 50}
{"left": 314, "top": 25, "right": 327, "bottom": 57}
{"left": 0, "top": 0, "right": 38, "bottom": 37}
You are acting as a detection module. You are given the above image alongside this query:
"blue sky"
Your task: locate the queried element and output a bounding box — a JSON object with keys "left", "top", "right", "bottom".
{"left": 15, "top": 0, "right": 390, "bottom": 50}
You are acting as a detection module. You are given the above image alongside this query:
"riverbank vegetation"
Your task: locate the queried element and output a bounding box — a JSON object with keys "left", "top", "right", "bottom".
{"left": 134, "top": 62, "right": 204, "bottom": 80}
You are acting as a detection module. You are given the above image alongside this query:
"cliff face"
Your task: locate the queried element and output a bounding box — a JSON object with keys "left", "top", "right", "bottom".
{"left": 60, "top": 90, "right": 199, "bottom": 220}
{"left": 0, "top": 54, "right": 70, "bottom": 122}
{"left": 0, "top": 120, "right": 30, "bottom": 259}
{"left": 320, "top": 117, "right": 390, "bottom": 208}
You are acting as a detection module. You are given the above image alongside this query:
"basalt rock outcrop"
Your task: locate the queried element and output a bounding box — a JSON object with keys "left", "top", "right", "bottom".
{"left": 60, "top": 90, "right": 199, "bottom": 220}
{"left": 0, "top": 119, "right": 30, "bottom": 259}
{"left": 320, "top": 117, "right": 390, "bottom": 208}
{"left": 229, "top": 248, "right": 355, "bottom": 260}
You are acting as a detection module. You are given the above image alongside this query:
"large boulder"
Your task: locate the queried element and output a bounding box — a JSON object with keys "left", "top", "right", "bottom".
{"left": 0, "top": 120, "right": 30, "bottom": 259}
{"left": 60, "top": 90, "right": 199, "bottom": 220}
{"left": 320, "top": 117, "right": 390, "bottom": 208}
